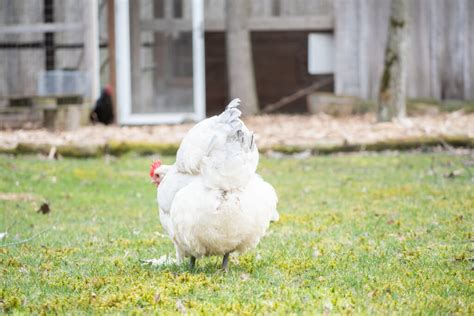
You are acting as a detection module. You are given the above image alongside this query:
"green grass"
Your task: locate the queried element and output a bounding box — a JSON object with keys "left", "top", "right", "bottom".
{"left": 0, "top": 153, "right": 472, "bottom": 314}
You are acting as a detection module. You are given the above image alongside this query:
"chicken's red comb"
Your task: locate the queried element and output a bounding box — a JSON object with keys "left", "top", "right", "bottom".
{"left": 149, "top": 160, "right": 161, "bottom": 178}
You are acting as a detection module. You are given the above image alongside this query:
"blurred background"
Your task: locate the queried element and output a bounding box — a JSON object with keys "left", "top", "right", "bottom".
{"left": 0, "top": 0, "right": 472, "bottom": 132}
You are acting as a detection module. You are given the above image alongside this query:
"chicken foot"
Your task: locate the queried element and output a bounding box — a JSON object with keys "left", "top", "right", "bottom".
{"left": 221, "top": 253, "right": 230, "bottom": 272}
{"left": 190, "top": 256, "right": 196, "bottom": 270}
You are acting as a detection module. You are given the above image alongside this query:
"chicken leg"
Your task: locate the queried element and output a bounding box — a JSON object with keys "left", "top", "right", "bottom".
{"left": 190, "top": 256, "right": 196, "bottom": 270}
{"left": 221, "top": 253, "right": 230, "bottom": 272}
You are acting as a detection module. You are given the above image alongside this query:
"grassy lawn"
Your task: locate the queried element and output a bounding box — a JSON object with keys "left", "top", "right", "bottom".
{"left": 0, "top": 152, "right": 472, "bottom": 314}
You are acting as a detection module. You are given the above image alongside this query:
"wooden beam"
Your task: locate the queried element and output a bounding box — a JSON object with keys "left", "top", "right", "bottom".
{"left": 226, "top": 0, "right": 258, "bottom": 115}
{"left": 193, "top": 0, "right": 206, "bottom": 120}
{"left": 248, "top": 16, "right": 334, "bottom": 31}
{"left": 83, "top": 0, "right": 100, "bottom": 102}
{"left": 115, "top": 0, "right": 132, "bottom": 123}
{"left": 153, "top": 0, "right": 166, "bottom": 108}
{"left": 141, "top": 15, "right": 334, "bottom": 32}
{"left": 130, "top": 0, "right": 142, "bottom": 113}
{"left": 0, "top": 23, "right": 83, "bottom": 34}
{"left": 107, "top": 0, "right": 117, "bottom": 123}
{"left": 261, "top": 77, "right": 334, "bottom": 113}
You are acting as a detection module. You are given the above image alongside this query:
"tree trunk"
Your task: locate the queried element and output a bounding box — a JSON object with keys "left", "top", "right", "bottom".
{"left": 225, "top": 0, "right": 259, "bottom": 115}
{"left": 377, "top": 0, "right": 407, "bottom": 122}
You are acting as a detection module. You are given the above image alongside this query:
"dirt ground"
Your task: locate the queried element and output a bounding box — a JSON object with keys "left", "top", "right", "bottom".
{"left": 0, "top": 112, "right": 472, "bottom": 150}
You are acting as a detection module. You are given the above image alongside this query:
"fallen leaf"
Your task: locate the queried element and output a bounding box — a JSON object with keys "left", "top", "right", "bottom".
{"left": 37, "top": 202, "right": 51, "bottom": 214}
{"left": 323, "top": 300, "right": 333, "bottom": 312}
{"left": 368, "top": 290, "right": 378, "bottom": 298}
{"left": 313, "top": 248, "right": 321, "bottom": 258}
{"left": 141, "top": 255, "right": 175, "bottom": 266}
{"left": 154, "top": 292, "right": 161, "bottom": 303}
{"left": 0, "top": 193, "right": 39, "bottom": 202}
{"left": 47, "top": 146, "right": 57, "bottom": 160}
{"left": 240, "top": 273, "right": 250, "bottom": 282}
{"left": 444, "top": 169, "right": 463, "bottom": 178}
{"left": 176, "top": 299, "right": 186, "bottom": 314}
{"left": 293, "top": 149, "right": 311, "bottom": 159}
{"left": 154, "top": 232, "right": 168, "bottom": 238}
{"left": 265, "top": 150, "right": 285, "bottom": 159}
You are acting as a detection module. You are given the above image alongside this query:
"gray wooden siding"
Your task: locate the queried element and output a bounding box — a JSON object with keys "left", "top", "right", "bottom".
{"left": 1, "top": 0, "right": 472, "bottom": 110}
{"left": 335, "top": 0, "right": 473, "bottom": 101}
{"left": 0, "top": 0, "right": 44, "bottom": 101}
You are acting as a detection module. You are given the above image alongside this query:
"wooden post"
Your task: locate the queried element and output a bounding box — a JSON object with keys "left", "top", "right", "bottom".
{"left": 107, "top": 0, "right": 117, "bottom": 123}
{"left": 192, "top": 0, "right": 206, "bottom": 120}
{"left": 334, "top": 0, "right": 360, "bottom": 97}
{"left": 225, "top": 0, "right": 259, "bottom": 115}
{"left": 115, "top": 0, "right": 132, "bottom": 124}
{"left": 153, "top": 1, "right": 163, "bottom": 90}
{"left": 129, "top": 0, "right": 142, "bottom": 113}
{"left": 466, "top": 0, "right": 474, "bottom": 99}
{"left": 153, "top": 0, "right": 166, "bottom": 109}
{"left": 83, "top": 0, "right": 100, "bottom": 103}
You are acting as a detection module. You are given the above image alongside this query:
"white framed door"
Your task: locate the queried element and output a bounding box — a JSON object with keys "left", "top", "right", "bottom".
{"left": 115, "top": 0, "right": 205, "bottom": 125}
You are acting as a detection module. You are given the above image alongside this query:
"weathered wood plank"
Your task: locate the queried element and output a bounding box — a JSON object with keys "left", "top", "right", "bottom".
{"left": 0, "top": 22, "right": 83, "bottom": 34}
{"left": 463, "top": 0, "right": 474, "bottom": 99}
{"left": 407, "top": 0, "right": 431, "bottom": 98}
{"left": 226, "top": 0, "right": 258, "bottom": 115}
{"left": 443, "top": 0, "right": 465, "bottom": 99}
{"left": 142, "top": 15, "right": 333, "bottom": 31}
{"left": 335, "top": 0, "right": 360, "bottom": 96}
{"left": 204, "top": 0, "right": 225, "bottom": 19}
{"left": 428, "top": 0, "right": 444, "bottom": 99}
{"left": 130, "top": 0, "right": 142, "bottom": 112}
{"left": 334, "top": 0, "right": 474, "bottom": 101}
{"left": 368, "top": 0, "right": 390, "bottom": 99}
{"left": 250, "top": 0, "right": 273, "bottom": 17}
{"left": 248, "top": 16, "right": 333, "bottom": 31}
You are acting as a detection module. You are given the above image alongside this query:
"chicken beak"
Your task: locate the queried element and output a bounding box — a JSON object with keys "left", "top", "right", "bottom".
{"left": 151, "top": 174, "right": 160, "bottom": 186}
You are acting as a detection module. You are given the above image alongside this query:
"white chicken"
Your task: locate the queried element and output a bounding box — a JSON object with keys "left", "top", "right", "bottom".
{"left": 150, "top": 99, "right": 278, "bottom": 271}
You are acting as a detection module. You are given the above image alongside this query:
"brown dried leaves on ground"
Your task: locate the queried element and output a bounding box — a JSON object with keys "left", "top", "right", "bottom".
{"left": 0, "top": 113, "right": 472, "bottom": 150}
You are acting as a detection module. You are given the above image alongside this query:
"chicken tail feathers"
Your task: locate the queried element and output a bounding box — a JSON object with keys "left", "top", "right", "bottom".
{"left": 218, "top": 98, "right": 242, "bottom": 124}
{"left": 226, "top": 98, "right": 241, "bottom": 110}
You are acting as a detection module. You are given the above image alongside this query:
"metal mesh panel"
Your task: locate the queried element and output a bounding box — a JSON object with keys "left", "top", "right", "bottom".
{"left": 131, "top": 0, "right": 194, "bottom": 114}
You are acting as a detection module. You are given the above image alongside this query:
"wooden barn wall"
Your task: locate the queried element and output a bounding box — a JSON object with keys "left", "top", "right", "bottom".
{"left": 0, "top": 0, "right": 89, "bottom": 108}
{"left": 1, "top": 0, "right": 472, "bottom": 111}
{"left": 204, "top": 0, "right": 333, "bottom": 19}
{"left": 205, "top": 31, "right": 333, "bottom": 115}
{"left": 54, "top": 0, "right": 86, "bottom": 72}
{"left": 335, "top": 0, "right": 474, "bottom": 101}
{"left": 0, "top": 0, "right": 44, "bottom": 106}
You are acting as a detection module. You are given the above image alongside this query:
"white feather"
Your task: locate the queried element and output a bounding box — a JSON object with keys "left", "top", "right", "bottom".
{"left": 169, "top": 175, "right": 278, "bottom": 258}
{"left": 175, "top": 98, "right": 254, "bottom": 179}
